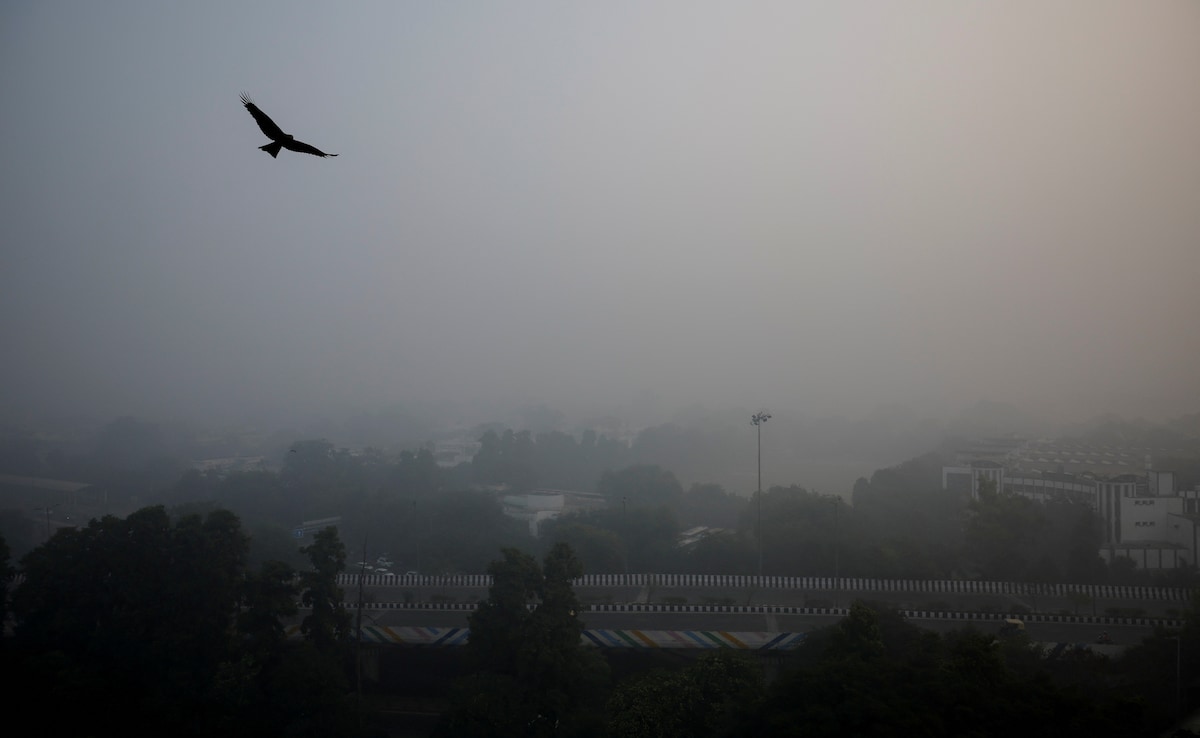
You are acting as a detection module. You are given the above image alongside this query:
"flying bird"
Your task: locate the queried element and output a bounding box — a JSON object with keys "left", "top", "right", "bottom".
{"left": 240, "top": 93, "right": 338, "bottom": 158}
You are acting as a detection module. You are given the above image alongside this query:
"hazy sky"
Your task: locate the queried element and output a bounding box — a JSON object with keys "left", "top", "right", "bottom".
{"left": 2, "top": 2, "right": 1197, "bottom": 429}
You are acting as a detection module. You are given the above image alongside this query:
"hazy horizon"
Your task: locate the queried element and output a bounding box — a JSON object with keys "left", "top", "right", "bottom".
{"left": 3, "top": 3, "right": 1198, "bottom": 433}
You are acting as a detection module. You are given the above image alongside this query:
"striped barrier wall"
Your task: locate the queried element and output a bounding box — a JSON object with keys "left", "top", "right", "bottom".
{"left": 283, "top": 623, "right": 806, "bottom": 650}
{"left": 339, "top": 573, "right": 1197, "bottom": 603}
{"left": 341, "top": 573, "right": 493, "bottom": 588}
{"left": 284, "top": 624, "right": 472, "bottom": 646}
{"left": 581, "top": 630, "right": 807, "bottom": 650}
{"left": 9, "top": 572, "right": 1194, "bottom": 600}
{"left": 315, "top": 599, "right": 1185, "bottom": 629}
{"left": 282, "top": 623, "right": 1126, "bottom": 656}
{"left": 9, "top": 572, "right": 1187, "bottom": 605}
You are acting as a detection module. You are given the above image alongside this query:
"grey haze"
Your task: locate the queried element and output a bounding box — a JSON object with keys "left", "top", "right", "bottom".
{"left": 1, "top": 2, "right": 1197, "bottom": 434}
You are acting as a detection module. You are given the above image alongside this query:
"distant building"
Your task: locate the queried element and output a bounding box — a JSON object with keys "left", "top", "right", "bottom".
{"left": 499, "top": 488, "right": 608, "bottom": 537}
{"left": 943, "top": 447, "right": 1200, "bottom": 570}
{"left": 292, "top": 516, "right": 342, "bottom": 541}
{"left": 432, "top": 437, "right": 479, "bottom": 468}
{"left": 1095, "top": 475, "right": 1140, "bottom": 544}
{"left": 1006, "top": 441, "right": 1173, "bottom": 477}
{"left": 941, "top": 460, "right": 1004, "bottom": 500}
{"left": 502, "top": 491, "right": 565, "bottom": 537}
{"left": 949, "top": 436, "right": 1028, "bottom": 467}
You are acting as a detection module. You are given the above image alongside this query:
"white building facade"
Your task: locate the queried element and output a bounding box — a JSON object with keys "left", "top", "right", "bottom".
{"left": 944, "top": 458, "right": 1200, "bottom": 570}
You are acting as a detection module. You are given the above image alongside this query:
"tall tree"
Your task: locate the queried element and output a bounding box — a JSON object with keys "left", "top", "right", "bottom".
{"left": 388, "top": 447, "right": 443, "bottom": 498}
{"left": 472, "top": 429, "right": 538, "bottom": 490}
{"left": 518, "top": 542, "right": 606, "bottom": 729}
{"left": 748, "top": 602, "right": 1143, "bottom": 737}
{"left": 596, "top": 463, "right": 683, "bottom": 509}
{"left": 738, "top": 485, "right": 842, "bottom": 576}
{"left": 679, "top": 482, "right": 745, "bottom": 529}
{"left": 239, "top": 559, "right": 299, "bottom": 660}
{"left": 10, "top": 506, "right": 256, "bottom": 734}
{"left": 541, "top": 520, "right": 626, "bottom": 574}
{"left": 282, "top": 439, "right": 369, "bottom": 520}
{"left": 464, "top": 547, "right": 543, "bottom": 677}
{"left": 299, "top": 526, "right": 351, "bottom": 652}
{"left": 606, "top": 651, "right": 764, "bottom": 737}
{"left": 965, "top": 479, "right": 1046, "bottom": 580}
{"left": 440, "top": 544, "right": 607, "bottom": 735}
{"left": 155, "top": 508, "right": 250, "bottom": 721}
{"left": 0, "top": 533, "right": 10, "bottom": 641}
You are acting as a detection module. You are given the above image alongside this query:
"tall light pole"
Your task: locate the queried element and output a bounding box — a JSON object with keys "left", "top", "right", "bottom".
{"left": 752, "top": 411, "right": 771, "bottom": 578}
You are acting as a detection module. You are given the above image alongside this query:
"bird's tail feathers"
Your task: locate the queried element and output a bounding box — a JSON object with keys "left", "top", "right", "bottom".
{"left": 259, "top": 142, "right": 283, "bottom": 158}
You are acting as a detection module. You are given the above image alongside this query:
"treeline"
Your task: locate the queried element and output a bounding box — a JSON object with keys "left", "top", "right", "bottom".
{"left": 3, "top": 508, "right": 1198, "bottom": 736}
{"left": 0, "top": 412, "right": 917, "bottom": 522}
{"left": 2, "top": 422, "right": 1192, "bottom": 588}
{"left": 425, "top": 541, "right": 1197, "bottom": 737}
{"left": 1, "top": 508, "right": 375, "bottom": 737}
{"left": 157, "top": 443, "right": 1189, "bottom": 589}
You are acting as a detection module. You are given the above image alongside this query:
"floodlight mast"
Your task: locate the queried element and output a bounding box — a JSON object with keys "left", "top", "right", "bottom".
{"left": 751, "top": 412, "right": 771, "bottom": 577}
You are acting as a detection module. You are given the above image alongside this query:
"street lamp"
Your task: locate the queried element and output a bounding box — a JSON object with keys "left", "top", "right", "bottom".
{"left": 752, "top": 411, "right": 771, "bottom": 578}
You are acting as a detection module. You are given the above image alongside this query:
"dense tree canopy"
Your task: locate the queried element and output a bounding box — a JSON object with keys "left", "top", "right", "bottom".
{"left": 299, "top": 526, "right": 351, "bottom": 652}
{"left": 6, "top": 408, "right": 1200, "bottom": 736}
{"left": 606, "top": 651, "right": 764, "bottom": 737}
{"left": 679, "top": 482, "right": 745, "bottom": 528}
{"left": 596, "top": 463, "right": 684, "bottom": 509}
{"left": 473, "top": 429, "right": 538, "bottom": 490}
{"left": 5, "top": 417, "right": 1182, "bottom": 589}
{"left": 439, "top": 544, "right": 608, "bottom": 736}
{"left": 739, "top": 485, "right": 845, "bottom": 577}
{"left": 745, "top": 602, "right": 1143, "bottom": 737}
{"left": 7, "top": 506, "right": 372, "bottom": 737}
{"left": 0, "top": 532, "right": 11, "bottom": 638}
{"left": 11, "top": 507, "right": 251, "bottom": 732}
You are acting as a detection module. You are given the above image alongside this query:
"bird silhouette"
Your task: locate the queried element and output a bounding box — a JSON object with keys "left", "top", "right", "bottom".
{"left": 241, "top": 93, "right": 338, "bottom": 158}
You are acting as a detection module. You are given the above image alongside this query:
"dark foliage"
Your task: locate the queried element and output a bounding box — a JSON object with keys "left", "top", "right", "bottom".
{"left": 438, "top": 544, "right": 609, "bottom": 736}
{"left": 6, "top": 506, "right": 372, "bottom": 737}
{"left": 743, "top": 602, "right": 1145, "bottom": 738}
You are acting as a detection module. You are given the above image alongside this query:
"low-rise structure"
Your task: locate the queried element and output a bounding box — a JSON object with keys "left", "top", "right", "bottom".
{"left": 500, "top": 488, "right": 609, "bottom": 537}
{"left": 432, "top": 438, "right": 479, "bottom": 468}
{"left": 502, "top": 491, "right": 565, "bottom": 537}
{"left": 944, "top": 453, "right": 1200, "bottom": 570}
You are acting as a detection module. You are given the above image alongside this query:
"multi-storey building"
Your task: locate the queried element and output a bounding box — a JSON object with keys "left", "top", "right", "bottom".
{"left": 944, "top": 454, "right": 1200, "bottom": 570}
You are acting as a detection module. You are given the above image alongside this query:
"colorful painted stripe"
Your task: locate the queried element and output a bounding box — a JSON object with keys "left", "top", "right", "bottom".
{"left": 282, "top": 627, "right": 1118, "bottom": 656}
{"left": 297, "top": 627, "right": 813, "bottom": 650}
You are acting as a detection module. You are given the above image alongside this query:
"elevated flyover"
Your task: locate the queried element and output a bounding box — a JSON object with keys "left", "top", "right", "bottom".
{"left": 323, "top": 572, "right": 1189, "bottom": 651}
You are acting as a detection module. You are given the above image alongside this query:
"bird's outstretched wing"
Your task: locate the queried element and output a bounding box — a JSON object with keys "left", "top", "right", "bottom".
{"left": 241, "top": 93, "right": 287, "bottom": 141}
{"left": 283, "top": 139, "right": 339, "bottom": 158}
